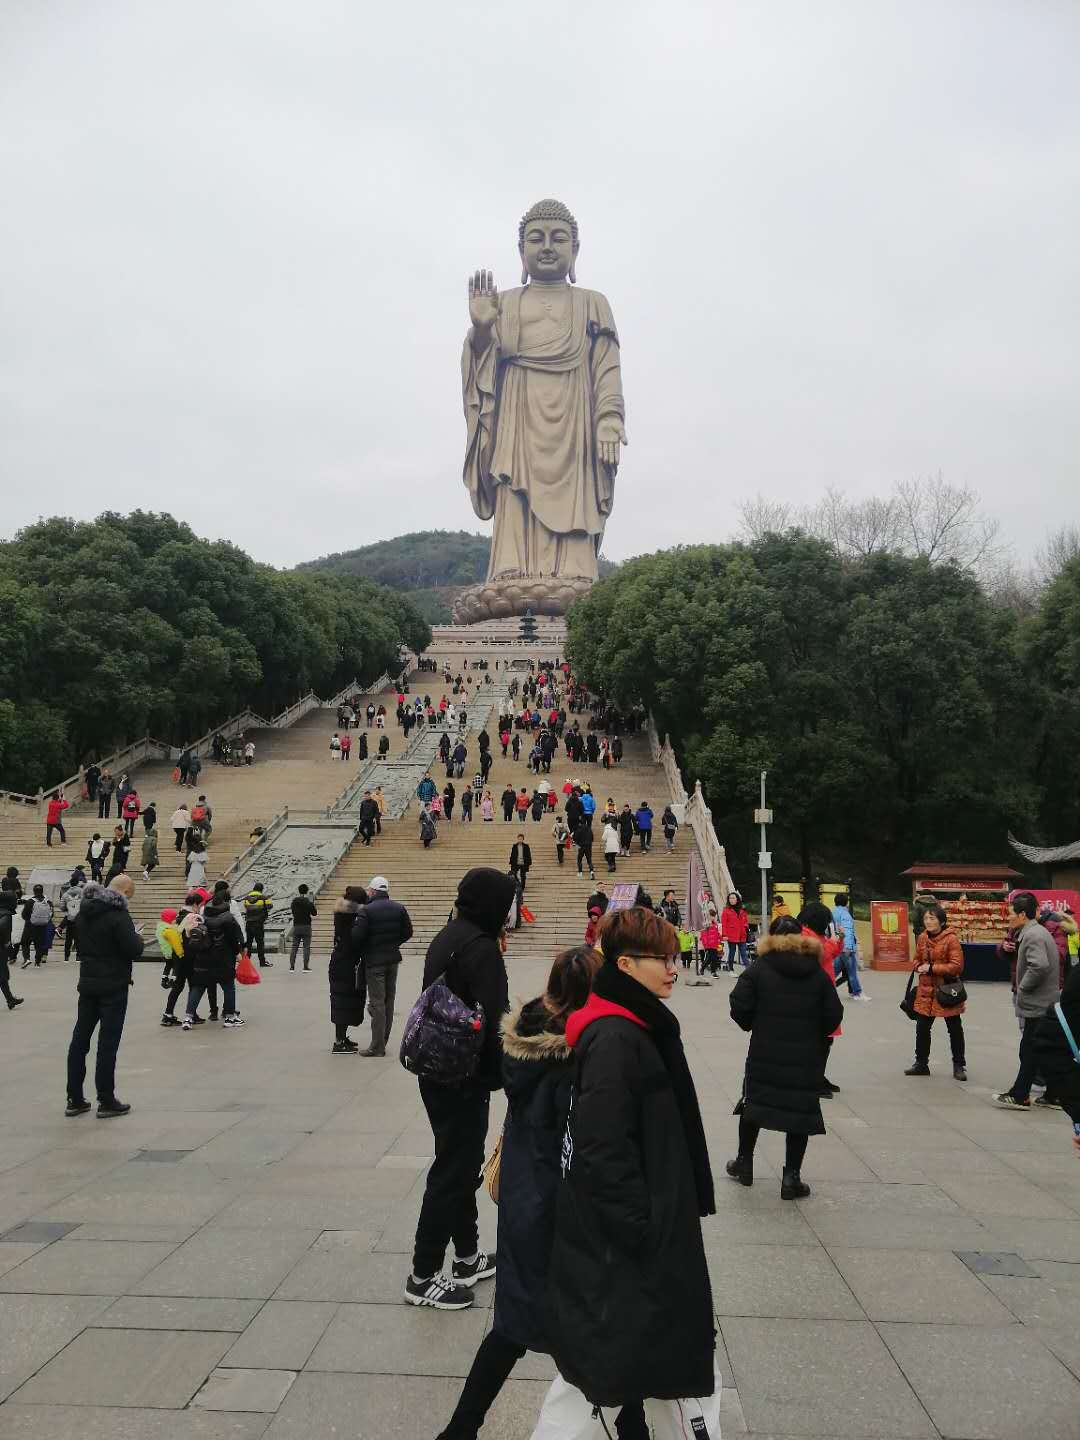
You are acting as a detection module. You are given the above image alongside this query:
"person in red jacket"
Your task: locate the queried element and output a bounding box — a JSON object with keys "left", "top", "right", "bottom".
{"left": 720, "top": 892, "right": 750, "bottom": 969}
{"left": 46, "top": 792, "right": 71, "bottom": 847}
{"left": 121, "top": 789, "right": 141, "bottom": 839}
{"left": 798, "top": 901, "right": 844, "bottom": 1097}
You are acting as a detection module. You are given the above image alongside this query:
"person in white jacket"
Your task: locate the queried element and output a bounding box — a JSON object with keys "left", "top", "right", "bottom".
{"left": 602, "top": 821, "right": 620, "bottom": 874}
{"left": 170, "top": 804, "right": 190, "bottom": 854}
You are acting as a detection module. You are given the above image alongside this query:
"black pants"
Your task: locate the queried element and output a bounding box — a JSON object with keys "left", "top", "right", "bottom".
{"left": 502, "top": 805, "right": 514, "bottom": 821}
{"left": 22, "top": 925, "right": 49, "bottom": 962}
{"left": 738, "top": 1117, "right": 809, "bottom": 1171}
{"left": 98, "top": 794, "right": 112, "bottom": 818}
{"left": 438, "top": 1329, "right": 647, "bottom": 1440}
{"left": 67, "top": 989, "right": 128, "bottom": 1104}
{"left": 605, "top": 851, "right": 617, "bottom": 872}
{"left": 511, "top": 865, "right": 527, "bottom": 893}
{"left": 576, "top": 845, "right": 593, "bottom": 874}
{"left": 0, "top": 951, "right": 16, "bottom": 1005}
{"left": 64, "top": 926, "right": 78, "bottom": 961}
{"left": 1007, "top": 1019, "right": 1038, "bottom": 1102}
{"left": 359, "top": 820, "right": 374, "bottom": 846}
{"left": 123, "top": 817, "right": 136, "bottom": 837}
{"left": 46, "top": 822, "right": 66, "bottom": 846}
{"left": 246, "top": 928, "right": 267, "bottom": 965}
{"left": 413, "top": 1082, "right": 490, "bottom": 1279}
{"left": 555, "top": 843, "right": 564, "bottom": 865}
{"left": 915, "top": 1013, "right": 966, "bottom": 1068}
{"left": 164, "top": 972, "right": 188, "bottom": 1016}
{"left": 174, "top": 828, "right": 186, "bottom": 852}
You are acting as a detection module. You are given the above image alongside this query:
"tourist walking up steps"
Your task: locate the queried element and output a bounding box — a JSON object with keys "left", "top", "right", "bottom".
{"left": 329, "top": 887, "right": 367, "bottom": 1053}
{"left": 65, "top": 875, "right": 144, "bottom": 1118}
{"left": 406, "top": 868, "right": 517, "bottom": 1311}
{"left": 353, "top": 877, "right": 413, "bottom": 1057}
{"left": 726, "top": 915, "right": 844, "bottom": 1198}
{"left": 434, "top": 946, "right": 607, "bottom": 1440}
{"left": 289, "top": 885, "right": 317, "bottom": 971}
{"left": 541, "top": 906, "right": 716, "bottom": 1427}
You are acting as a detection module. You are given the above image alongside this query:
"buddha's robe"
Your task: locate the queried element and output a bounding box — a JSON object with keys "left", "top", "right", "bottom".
{"left": 462, "top": 286, "right": 625, "bottom": 581}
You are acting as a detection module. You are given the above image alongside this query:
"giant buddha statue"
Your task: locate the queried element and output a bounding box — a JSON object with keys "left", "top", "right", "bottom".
{"left": 453, "top": 199, "right": 627, "bottom": 623}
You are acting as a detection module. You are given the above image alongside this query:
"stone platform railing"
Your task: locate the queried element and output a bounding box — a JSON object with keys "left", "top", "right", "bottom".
{"left": 647, "top": 718, "right": 736, "bottom": 905}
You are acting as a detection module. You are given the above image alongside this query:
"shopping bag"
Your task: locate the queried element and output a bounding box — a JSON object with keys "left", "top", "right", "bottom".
{"left": 521, "top": 904, "right": 536, "bottom": 925}
{"left": 235, "top": 950, "right": 261, "bottom": 986}
{"left": 171, "top": 767, "right": 181, "bottom": 784}
{"left": 80, "top": 783, "right": 89, "bottom": 800}
{"left": 529, "top": 1377, "right": 615, "bottom": 1439}
{"left": 644, "top": 1373, "right": 723, "bottom": 1438}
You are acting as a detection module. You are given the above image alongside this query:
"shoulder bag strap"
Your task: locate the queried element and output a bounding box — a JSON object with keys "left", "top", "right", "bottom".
{"left": 1054, "top": 1002, "right": 1080, "bottom": 1064}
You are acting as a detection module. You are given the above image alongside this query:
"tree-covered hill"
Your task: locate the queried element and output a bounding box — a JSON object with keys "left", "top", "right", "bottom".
{"left": 0, "top": 512, "right": 430, "bottom": 793}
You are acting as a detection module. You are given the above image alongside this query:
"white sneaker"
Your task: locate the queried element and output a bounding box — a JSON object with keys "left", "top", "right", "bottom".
{"left": 853, "top": 993, "right": 871, "bottom": 1002}
{"left": 223, "top": 1015, "right": 245, "bottom": 1028}
{"left": 181, "top": 1017, "right": 193, "bottom": 1031}
{"left": 142, "top": 869, "right": 150, "bottom": 881}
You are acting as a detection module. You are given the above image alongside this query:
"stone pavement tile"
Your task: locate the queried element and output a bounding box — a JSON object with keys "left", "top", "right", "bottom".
{"left": 0, "top": 1221, "right": 80, "bottom": 1244}
{"left": 0, "top": 1240, "right": 177, "bottom": 1295}
{"left": 976, "top": 1215, "right": 1080, "bottom": 1262}
{"left": 700, "top": 1197, "right": 823, "bottom": 1247}
{"left": 186, "top": 1132, "right": 308, "bottom": 1168}
{"left": 0, "top": 1293, "right": 113, "bottom": 1401}
{"left": 941, "top": 1122, "right": 1066, "bottom": 1154}
{"left": 996, "top": 1148, "right": 1080, "bottom": 1182}
{"left": 753, "top": 1135, "right": 879, "bottom": 1182}
{"left": 979, "top": 1271, "right": 1080, "bottom": 1324}
{"left": 63, "top": 1222, "right": 200, "bottom": 1244}
{"left": 800, "top": 1204, "right": 993, "bottom": 1252}
{"left": 192, "top": 1369, "right": 296, "bottom": 1412}
{"left": 707, "top": 1243, "right": 863, "bottom": 1320}
{"left": 275, "top": 1247, "right": 494, "bottom": 1307}
{"left": 722, "top": 1317, "right": 935, "bottom": 1437}
{"left": 247, "top": 1166, "right": 419, "bottom": 1200}
{"left": 306, "top": 1301, "right": 489, "bottom": 1374}
{"left": 0, "top": 1405, "right": 271, "bottom": 1438}
{"left": 0, "top": 1244, "right": 49, "bottom": 1278}
{"left": 262, "top": 1371, "right": 549, "bottom": 1440}
{"left": 800, "top": 1180, "right": 960, "bottom": 1215}
{"left": 878, "top": 1321, "right": 1080, "bottom": 1440}
{"left": 205, "top": 1192, "right": 395, "bottom": 1233}
{"left": 133, "top": 1228, "right": 319, "bottom": 1300}
{"left": 11, "top": 1327, "right": 235, "bottom": 1409}
{"left": 37, "top": 1182, "right": 241, "bottom": 1227}
{"left": 221, "top": 1302, "right": 338, "bottom": 1370}
{"left": 271, "top": 1131, "right": 399, "bottom": 1169}
{"left": 935, "top": 1173, "right": 1077, "bottom": 1219}
{"left": 93, "top": 1297, "right": 262, "bottom": 1331}
{"left": 828, "top": 1247, "right": 1017, "bottom": 1324}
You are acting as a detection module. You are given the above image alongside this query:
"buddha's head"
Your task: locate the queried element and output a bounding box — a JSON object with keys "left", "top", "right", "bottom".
{"left": 518, "top": 198, "right": 578, "bottom": 285}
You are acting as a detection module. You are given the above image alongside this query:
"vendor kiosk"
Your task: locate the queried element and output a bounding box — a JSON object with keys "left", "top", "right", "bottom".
{"left": 900, "top": 862, "right": 1023, "bottom": 981}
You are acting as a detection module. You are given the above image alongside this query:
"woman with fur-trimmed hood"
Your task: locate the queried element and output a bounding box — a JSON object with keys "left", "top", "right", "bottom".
{"left": 727, "top": 915, "right": 844, "bottom": 1200}
{"left": 435, "top": 945, "right": 606, "bottom": 1440}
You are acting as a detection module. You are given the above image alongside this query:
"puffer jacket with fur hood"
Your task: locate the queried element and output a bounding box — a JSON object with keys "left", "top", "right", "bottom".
{"left": 74, "top": 881, "right": 144, "bottom": 996}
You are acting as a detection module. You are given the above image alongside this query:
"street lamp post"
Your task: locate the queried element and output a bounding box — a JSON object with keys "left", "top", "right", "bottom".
{"left": 755, "top": 771, "right": 773, "bottom": 938}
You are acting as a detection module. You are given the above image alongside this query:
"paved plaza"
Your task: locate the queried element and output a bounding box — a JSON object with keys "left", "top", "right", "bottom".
{"left": 2, "top": 950, "right": 1080, "bottom": 1439}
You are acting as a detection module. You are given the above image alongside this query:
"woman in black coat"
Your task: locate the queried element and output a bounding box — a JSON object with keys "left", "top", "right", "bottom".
{"left": 435, "top": 946, "right": 613, "bottom": 1440}
{"left": 328, "top": 888, "right": 366, "bottom": 1054}
{"left": 545, "top": 907, "right": 716, "bottom": 1414}
{"left": 727, "top": 915, "right": 844, "bottom": 1199}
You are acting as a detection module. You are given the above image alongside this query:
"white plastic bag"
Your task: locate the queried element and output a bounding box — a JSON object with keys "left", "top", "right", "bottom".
{"left": 530, "top": 1366, "right": 723, "bottom": 1439}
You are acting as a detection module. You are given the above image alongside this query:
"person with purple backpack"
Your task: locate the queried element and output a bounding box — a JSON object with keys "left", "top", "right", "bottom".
{"left": 405, "top": 867, "right": 517, "bottom": 1312}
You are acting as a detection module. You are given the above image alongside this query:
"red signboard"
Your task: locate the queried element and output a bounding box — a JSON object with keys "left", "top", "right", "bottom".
{"left": 918, "top": 879, "right": 1009, "bottom": 893}
{"left": 871, "top": 901, "right": 911, "bottom": 971}
{"left": 1008, "top": 888, "right": 1080, "bottom": 916}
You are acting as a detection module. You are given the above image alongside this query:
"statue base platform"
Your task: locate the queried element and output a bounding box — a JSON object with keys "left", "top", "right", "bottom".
{"left": 452, "top": 573, "right": 593, "bottom": 624}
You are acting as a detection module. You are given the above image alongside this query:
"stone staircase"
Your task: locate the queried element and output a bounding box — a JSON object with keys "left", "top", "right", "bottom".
{"left": 0, "top": 685, "right": 406, "bottom": 944}
{"left": 308, "top": 660, "right": 699, "bottom": 966}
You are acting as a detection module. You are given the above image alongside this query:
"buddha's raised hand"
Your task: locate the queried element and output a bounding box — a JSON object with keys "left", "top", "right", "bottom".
{"left": 597, "top": 416, "right": 629, "bottom": 471}
{"left": 468, "top": 270, "right": 499, "bottom": 331}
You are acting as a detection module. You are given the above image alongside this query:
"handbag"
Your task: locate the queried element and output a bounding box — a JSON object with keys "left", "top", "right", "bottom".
{"left": 482, "top": 1131, "right": 503, "bottom": 1204}
{"left": 935, "top": 978, "right": 967, "bottom": 1008}
{"left": 235, "top": 950, "right": 261, "bottom": 986}
{"left": 899, "top": 968, "right": 919, "bottom": 1021}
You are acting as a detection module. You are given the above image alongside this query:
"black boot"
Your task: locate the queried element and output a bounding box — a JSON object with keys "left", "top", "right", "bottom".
{"left": 781, "top": 1167, "right": 810, "bottom": 1200}
{"left": 904, "top": 1061, "right": 930, "bottom": 1076}
{"left": 725, "top": 1154, "right": 754, "bottom": 1187}
{"left": 953, "top": 1062, "right": 968, "bottom": 1082}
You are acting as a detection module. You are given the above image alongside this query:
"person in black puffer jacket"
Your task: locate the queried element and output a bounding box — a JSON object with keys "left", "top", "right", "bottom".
{"left": 406, "top": 867, "right": 517, "bottom": 1312}
{"left": 436, "top": 946, "right": 623, "bottom": 1440}
{"left": 1033, "top": 959, "right": 1080, "bottom": 1136}
{"left": 544, "top": 907, "right": 716, "bottom": 1415}
{"left": 726, "top": 915, "right": 844, "bottom": 1199}
{"left": 328, "top": 887, "right": 367, "bottom": 1052}
{"left": 182, "top": 883, "right": 245, "bottom": 1030}
{"left": 66, "top": 876, "right": 144, "bottom": 1116}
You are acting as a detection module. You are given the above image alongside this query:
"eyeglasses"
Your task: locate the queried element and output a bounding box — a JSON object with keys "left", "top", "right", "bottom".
{"left": 622, "top": 953, "right": 679, "bottom": 971}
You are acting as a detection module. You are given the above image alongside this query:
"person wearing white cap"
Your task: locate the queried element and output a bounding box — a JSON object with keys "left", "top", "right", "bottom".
{"left": 352, "top": 876, "right": 414, "bottom": 1057}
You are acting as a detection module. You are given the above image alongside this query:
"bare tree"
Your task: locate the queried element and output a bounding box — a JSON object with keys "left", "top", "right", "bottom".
{"left": 800, "top": 486, "right": 903, "bottom": 558}
{"left": 736, "top": 493, "right": 794, "bottom": 541}
{"left": 1035, "top": 524, "right": 1080, "bottom": 583}
{"left": 893, "top": 473, "right": 1001, "bottom": 574}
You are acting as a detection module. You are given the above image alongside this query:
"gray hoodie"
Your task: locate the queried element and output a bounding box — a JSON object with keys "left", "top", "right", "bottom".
{"left": 1015, "top": 921, "right": 1061, "bottom": 1019}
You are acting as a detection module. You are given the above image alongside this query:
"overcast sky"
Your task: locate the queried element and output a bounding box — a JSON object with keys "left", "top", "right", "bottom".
{"left": 2, "top": 1, "right": 1077, "bottom": 569}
